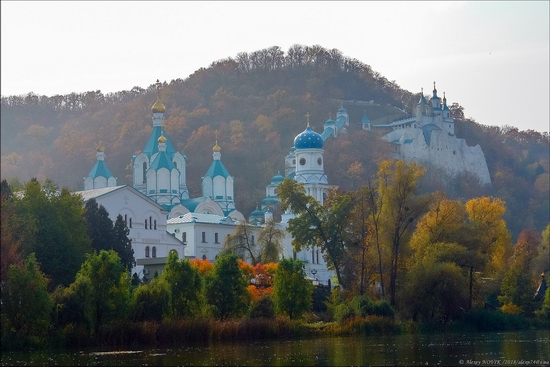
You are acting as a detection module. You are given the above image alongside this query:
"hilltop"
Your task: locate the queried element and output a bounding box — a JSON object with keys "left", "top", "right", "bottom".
{"left": 1, "top": 45, "right": 548, "bottom": 238}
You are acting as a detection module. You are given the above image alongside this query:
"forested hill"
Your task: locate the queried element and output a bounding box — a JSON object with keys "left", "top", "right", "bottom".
{"left": 1, "top": 45, "right": 548, "bottom": 238}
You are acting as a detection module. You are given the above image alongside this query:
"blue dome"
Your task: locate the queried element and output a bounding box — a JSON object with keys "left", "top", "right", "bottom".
{"left": 294, "top": 127, "right": 323, "bottom": 149}
{"left": 271, "top": 171, "right": 285, "bottom": 184}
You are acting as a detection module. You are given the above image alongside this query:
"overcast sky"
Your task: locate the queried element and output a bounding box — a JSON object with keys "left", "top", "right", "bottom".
{"left": 1, "top": 1, "right": 548, "bottom": 133}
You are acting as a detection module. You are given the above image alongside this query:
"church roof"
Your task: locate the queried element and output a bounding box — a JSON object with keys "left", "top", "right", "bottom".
{"left": 204, "top": 159, "right": 230, "bottom": 178}
{"left": 143, "top": 126, "right": 177, "bottom": 157}
{"left": 271, "top": 172, "right": 285, "bottom": 184}
{"left": 150, "top": 150, "right": 175, "bottom": 170}
{"left": 75, "top": 185, "right": 167, "bottom": 212}
{"left": 87, "top": 160, "right": 114, "bottom": 180}
{"left": 168, "top": 212, "right": 237, "bottom": 225}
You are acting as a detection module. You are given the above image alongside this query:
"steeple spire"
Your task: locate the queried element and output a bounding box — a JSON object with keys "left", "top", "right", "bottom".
{"left": 306, "top": 112, "right": 311, "bottom": 128}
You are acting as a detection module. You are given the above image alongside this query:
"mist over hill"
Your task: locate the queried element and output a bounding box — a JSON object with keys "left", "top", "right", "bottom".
{"left": 1, "top": 45, "right": 548, "bottom": 238}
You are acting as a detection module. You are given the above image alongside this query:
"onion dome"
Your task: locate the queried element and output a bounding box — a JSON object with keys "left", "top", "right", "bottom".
{"left": 158, "top": 134, "right": 167, "bottom": 144}
{"left": 151, "top": 98, "right": 166, "bottom": 114}
{"left": 213, "top": 140, "right": 221, "bottom": 152}
{"left": 96, "top": 141, "right": 105, "bottom": 153}
{"left": 294, "top": 127, "right": 323, "bottom": 149}
{"left": 271, "top": 171, "right": 285, "bottom": 184}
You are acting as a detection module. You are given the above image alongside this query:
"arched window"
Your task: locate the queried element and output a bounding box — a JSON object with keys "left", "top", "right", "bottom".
{"left": 202, "top": 254, "right": 207, "bottom": 260}
{"left": 145, "top": 220, "right": 148, "bottom": 230}
{"left": 149, "top": 217, "right": 152, "bottom": 230}
{"left": 145, "top": 246, "right": 150, "bottom": 258}
{"left": 124, "top": 214, "right": 127, "bottom": 226}
{"left": 142, "top": 162, "right": 147, "bottom": 183}
{"left": 152, "top": 246, "right": 157, "bottom": 258}
{"left": 129, "top": 218, "right": 132, "bottom": 228}
{"left": 154, "top": 220, "right": 157, "bottom": 230}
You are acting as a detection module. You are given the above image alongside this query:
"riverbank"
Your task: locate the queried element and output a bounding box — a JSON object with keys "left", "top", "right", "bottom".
{"left": 3, "top": 308, "right": 547, "bottom": 352}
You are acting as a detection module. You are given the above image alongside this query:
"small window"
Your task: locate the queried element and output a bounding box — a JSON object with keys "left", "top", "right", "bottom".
{"left": 299, "top": 158, "right": 306, "bottom": 166}
{"left": 316, "top": 249, "right": 319, "bottom": 264}
{"left": 154, "top": 220, "right": 157, "bottom": 230}
{"left": 215, "top": 233, "right": 219, "bottom": 243}
{"left": 152, "top": 246, "right": 157, "bottom": 258}
{"left": 202, "top": 232, "right": 206, "bottom": 243}
{"left": 129, "top": 218, "right": 132, "bottom": 228}
{"left": 142, "top": 162, "right": 147, "bottom": 184}
{"left": 202, "top": 254, "right": 207, "bottom": 260}
{"left": 149, "top": 217, "right": 152, "bottom": 230}
{"left": 124, "top": 214, "right": 127, "bottom": 226}
{"left": 312, "top": 249, "right": 315, "bottom": 264}
{"left": 145, "top": 220, "right": 148, "bottom": 230}
{"left": 251, "top": 235, "right": 255, "bottom": 245}
{"left": 182, "top": 232, "right": 187, "bottom": 242}
{"left": 317, "top": 157, "right": 322, "bottom": 165}
{"left": 145, "top": 246, "right": 150, "bottom": 258}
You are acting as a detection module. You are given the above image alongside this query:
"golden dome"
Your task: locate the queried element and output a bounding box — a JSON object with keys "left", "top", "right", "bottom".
{"left": 151, "top": 99, "right": 166, "bottom": 114}
{"left": 158, "top": 134, "right": 167, "bottom": 144}
{"left": 213, "top": 139, "right": 221, "bottom": 152}
{"left": 96, "top": 141, "right": 105, "bottom": 152}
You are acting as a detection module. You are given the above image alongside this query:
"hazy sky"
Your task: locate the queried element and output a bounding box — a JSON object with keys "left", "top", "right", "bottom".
{"left": 2, "top": 1, "right": 549, "bottom": 133}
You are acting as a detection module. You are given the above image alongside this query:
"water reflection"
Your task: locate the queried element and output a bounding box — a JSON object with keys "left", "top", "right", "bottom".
{"left": 1, "top": 330, "right": 548, "bottom": 366}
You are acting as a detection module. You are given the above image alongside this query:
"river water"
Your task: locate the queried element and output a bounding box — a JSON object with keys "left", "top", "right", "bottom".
{"left": 1, "top": 329, "right": 548, "bottom": 366}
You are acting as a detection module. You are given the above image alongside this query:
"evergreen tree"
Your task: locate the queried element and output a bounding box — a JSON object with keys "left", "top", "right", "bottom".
{"left": 85, "top": 198, "right": 114, "bottom": 252}
{"left": 112, "top": 214, "right": 135, "bottom": 272}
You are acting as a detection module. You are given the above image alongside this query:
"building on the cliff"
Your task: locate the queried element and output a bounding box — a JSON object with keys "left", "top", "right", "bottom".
{"left": 363, "top": 83, "right": 491, "bottom": 186}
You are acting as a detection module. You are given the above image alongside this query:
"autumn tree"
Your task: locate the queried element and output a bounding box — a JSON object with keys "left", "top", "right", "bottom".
{"left": 0, "top": 180, "right": 26, "bottom": 284}
{"left": 257, "top": 221, "right": 285, "bottom": 263}
{"left": 377, "top": 160, "right": 429, "bottom": 305}
{"left": 224, "top": 222, "right": 258, "bottom": 264}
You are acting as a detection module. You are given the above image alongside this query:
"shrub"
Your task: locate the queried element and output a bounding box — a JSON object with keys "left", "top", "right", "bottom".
{"left": 249, "top": 296, "right": 276, "bottom": 319}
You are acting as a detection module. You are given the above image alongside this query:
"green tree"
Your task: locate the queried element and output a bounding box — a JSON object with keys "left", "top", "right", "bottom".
{"left": 131, "top": 277, "right": 170, "bottom": 321}
{"left": 400, "top": 259, "right": 468, "bottom": 323}
{"left": 14, "top": 179, "right": 92, "bottom": 287}
{"left": 205, "top": 253, "right": 250, "bottom": 320}
{"left": 60, "top": 250, "right": 130, "bottom": 335}
{"left": 1, "top": 254, "right": 53, "bottom": 345}
{"left": 273, "top": 258, "right": 313, "bottom": 319}
{"left": 161, "top": 250, "right": 203, "bottom": 318}
{"left": 278, "top": 178, "right": 354, "bottom": 289}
